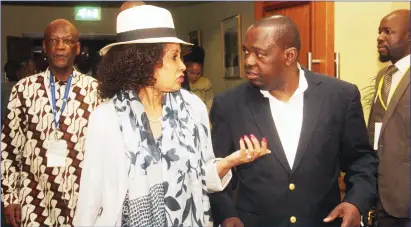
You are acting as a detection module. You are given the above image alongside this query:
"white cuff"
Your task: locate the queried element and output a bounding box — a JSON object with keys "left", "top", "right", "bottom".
{"left": 205, "top": 158, "right": 232, "bottom": 193}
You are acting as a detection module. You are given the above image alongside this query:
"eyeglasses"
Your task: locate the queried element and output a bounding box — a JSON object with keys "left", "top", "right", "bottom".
{"left": 46, "top": 38, "right": 77, "bottom": 46}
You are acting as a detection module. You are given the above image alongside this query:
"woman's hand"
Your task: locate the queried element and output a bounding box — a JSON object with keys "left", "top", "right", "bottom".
{"left": 217, "top": 134, "right": 271, "bottom": 178}
{"left": 228, "top": 134, "right": 271, "bottom": 166}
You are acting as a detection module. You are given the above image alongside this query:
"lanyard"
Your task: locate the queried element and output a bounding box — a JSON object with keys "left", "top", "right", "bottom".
{"left": 50, "top": 72, "right": 72, "bottom": 129}
{"left": 377, "top": 66, "right": 410, "bottom": 110}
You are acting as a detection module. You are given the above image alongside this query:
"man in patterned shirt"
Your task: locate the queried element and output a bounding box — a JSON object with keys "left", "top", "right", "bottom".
{"left": 1, "top": 19, "right": 100, "bottom": 227}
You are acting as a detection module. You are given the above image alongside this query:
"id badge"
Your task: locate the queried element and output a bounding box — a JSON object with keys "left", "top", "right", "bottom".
{"left": 373, "top": 122, "right": 382, "bottom": 150}
{"left": 47, "top": 140, "right": 68, "bottom": 167}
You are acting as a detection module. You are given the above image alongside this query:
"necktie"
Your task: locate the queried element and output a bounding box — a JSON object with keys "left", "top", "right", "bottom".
{"left": 368, "top": 65, "right": 398, "bottom": 147}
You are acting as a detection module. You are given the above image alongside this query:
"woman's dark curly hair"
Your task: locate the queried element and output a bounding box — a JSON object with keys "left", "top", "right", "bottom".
{"left": 97, "top": 43, "right": 165, "bottom": 99}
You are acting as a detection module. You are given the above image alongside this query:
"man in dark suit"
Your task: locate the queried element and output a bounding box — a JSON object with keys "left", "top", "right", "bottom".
{"left": 209, "top": 15, "right": 378, "bottom": 227}
{"left": 369, "top": 9, "right": 410, "bottom": 227}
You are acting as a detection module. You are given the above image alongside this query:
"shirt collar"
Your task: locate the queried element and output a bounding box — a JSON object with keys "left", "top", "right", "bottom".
{"left": 394, "top": 54, "right": 410, "bottom": 74}
{"left": 260, "top": 65, "right": 308, "bottom": 100}
{"left": 45, "top": 67, "right": 80, "bottom": 84}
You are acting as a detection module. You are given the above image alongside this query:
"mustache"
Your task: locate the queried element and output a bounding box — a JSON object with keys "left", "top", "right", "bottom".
{"left": 245, "top": 67, "right": 259, "bottom": 74}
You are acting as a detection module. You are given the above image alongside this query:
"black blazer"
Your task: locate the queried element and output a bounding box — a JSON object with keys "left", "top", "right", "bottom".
{"left": 209, "top": 70, "right": 378, "bottom": 227}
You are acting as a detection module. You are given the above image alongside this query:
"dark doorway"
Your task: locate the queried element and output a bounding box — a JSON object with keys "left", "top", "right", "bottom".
{"left": 6, "top": 34, "right": 116, "bottom": 78}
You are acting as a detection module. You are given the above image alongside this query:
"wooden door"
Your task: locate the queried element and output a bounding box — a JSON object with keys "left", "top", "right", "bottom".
{"left": 254, "top": 2, "right": 336, "bottom": 77}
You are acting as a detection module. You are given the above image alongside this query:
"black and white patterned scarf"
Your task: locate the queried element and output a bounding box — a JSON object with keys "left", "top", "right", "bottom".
{"left": 113, "top": 90, "right": 212, "bottom": 227}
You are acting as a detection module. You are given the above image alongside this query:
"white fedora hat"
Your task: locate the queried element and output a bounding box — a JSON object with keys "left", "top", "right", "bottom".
{"left": 100, "top": 5, "right": 192, "bottom": 55}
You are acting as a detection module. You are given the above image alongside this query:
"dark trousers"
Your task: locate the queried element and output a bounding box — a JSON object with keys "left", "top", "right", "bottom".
{"left": 377, "top": 200, "right": 410, "bottom": 227}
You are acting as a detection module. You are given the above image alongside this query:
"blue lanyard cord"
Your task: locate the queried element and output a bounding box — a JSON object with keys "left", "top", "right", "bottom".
{"left": 50, "top": 72, "right": 73, "bottom": 129}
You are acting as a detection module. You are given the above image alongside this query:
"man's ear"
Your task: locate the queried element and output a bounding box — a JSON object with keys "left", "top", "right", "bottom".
{"left": 284, "top": 47, "right": 298, "bottom": 66}
{"left": 42, "top": 40, "right": 47, "bottom": 55}
{"left": 76, "top": 42, "right": 81, "bottom": 56}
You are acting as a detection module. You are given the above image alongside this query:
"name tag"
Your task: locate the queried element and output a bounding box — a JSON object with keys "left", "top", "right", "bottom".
{"left": 374, "top": 122, "right": 382, "bottom": 150}
{"left": 47, "top": 140, "right": 68, "bottom": 167}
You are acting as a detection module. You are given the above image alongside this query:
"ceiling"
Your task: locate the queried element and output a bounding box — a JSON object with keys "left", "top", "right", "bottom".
{"left": 1, "top": 1, "right": 206, "bottom": 9}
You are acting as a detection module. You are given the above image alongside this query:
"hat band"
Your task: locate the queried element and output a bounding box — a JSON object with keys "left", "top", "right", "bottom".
{"left": 116, "top": 27, "right": 177, "bottom": 42}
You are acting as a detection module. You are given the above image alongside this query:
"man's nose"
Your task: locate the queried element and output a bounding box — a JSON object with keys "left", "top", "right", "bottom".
{"left": 55, "top": 40, "right": 67, "bottom": 49}
{"left": 377, "top": 33, "right": 385, "bottom": 43}
{"left": 244, "top": 53, "right": 256, "bottom": 67}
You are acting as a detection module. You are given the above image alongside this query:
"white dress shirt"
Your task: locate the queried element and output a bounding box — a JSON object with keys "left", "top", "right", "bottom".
{"left": 388, "top": 54, "right": 410, "bottom": 103}
{"left": 260, "top": 68, "right": 308, "bottom": 169}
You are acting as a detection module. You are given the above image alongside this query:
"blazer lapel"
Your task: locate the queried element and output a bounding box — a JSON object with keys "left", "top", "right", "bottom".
{"left": 292, "top": 71, "right": 324, "bottom": 172}
{"left": 380, "top": 69, "right": 410, "bottom": 136}
{"left": 245, "top": 83, "right": 291, "bottom": 172}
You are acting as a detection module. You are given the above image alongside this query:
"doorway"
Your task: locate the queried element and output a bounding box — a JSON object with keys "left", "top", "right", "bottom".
{"left": 5, "top": 34, "right": 116, "bottom": 80}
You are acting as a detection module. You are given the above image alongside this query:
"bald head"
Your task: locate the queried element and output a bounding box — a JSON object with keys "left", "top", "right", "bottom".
{"left": 120, "top": 1, "right": 146, "bottom": 12}
{"left": 44, "top": 19, "right": 79, "bottom": 40}
{"left": 383, "top": 9, "right": 410, "bottom": 27}
{"left": 252, "top": 15, "right": 301, "bottom": 53}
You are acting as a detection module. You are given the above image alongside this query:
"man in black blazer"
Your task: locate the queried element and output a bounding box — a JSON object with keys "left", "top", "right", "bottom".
{"left": 209, "top": 15, "right": 378, "bottom": 227}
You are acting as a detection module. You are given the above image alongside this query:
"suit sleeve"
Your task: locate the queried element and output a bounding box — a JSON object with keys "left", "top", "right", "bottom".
{"left": 208, "top": 95, "right": 238, "bottom": 224}
{"left": 1, "top": 83, "right": 27, "bottom": 207}
{"left": 341, "top": 85, "right": 378, "bottom": 215}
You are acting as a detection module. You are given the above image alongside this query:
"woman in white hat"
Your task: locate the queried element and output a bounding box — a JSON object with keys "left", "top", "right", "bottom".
{"left": 73, "top": 5, "right": 270, "bottom": 227}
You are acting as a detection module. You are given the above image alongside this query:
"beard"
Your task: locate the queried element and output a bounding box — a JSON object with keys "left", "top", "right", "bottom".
{"left": 378, "top": 41, "right": 408, "bottom": 63}
{"left": 379, "top": 53, "right": 391, "bottom": 63}
{"left": 249, "top": 78, "right": 265, "bottom": 89}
